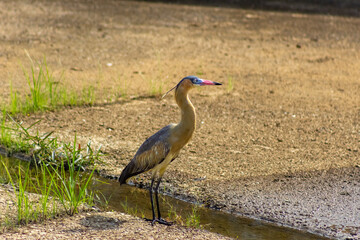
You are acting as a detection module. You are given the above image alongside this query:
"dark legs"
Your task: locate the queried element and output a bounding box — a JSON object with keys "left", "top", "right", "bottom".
{"left": 154, "top": 178, "right": 162, "bottom": 220}
{"left": 148, "top": 177, "right": 172, "bottom": 226}
{"left": 149, "top": 178, "right": 156, "bottom": 222}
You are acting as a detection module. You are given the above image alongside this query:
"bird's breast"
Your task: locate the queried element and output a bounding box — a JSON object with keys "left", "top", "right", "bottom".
{"left": 169, "top": 127, "right": 194, "bottom": 153}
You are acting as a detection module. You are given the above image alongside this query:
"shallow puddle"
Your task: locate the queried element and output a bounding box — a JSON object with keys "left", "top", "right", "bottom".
{"left": 0, "top": 155, "right": 328, "bottom": 239}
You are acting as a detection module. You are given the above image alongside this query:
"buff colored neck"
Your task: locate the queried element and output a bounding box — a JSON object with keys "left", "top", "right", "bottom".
{"left": 172, "top": 85, "right": 196, "bottom": 149}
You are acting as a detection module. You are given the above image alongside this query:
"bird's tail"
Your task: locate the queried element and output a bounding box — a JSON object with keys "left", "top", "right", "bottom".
{"left": 119, "top": 161, "right": 140, "bottom": 185}
{"left": 119, "top": 164, "right": 130, "bottom": 185}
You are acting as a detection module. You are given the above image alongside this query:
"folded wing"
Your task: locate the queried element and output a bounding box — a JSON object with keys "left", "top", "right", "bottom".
{"left": 119, "top": 125, "right": 173, "bottom": 184}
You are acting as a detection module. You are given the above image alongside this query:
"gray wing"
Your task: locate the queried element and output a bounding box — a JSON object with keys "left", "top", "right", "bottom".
{"left": 119, "top": 124, "right": 173, "bottom": 184}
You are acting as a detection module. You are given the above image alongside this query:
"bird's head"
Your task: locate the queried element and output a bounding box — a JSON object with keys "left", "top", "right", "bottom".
{"left": 162, "top": 76, "right": 222, "bottom": 98}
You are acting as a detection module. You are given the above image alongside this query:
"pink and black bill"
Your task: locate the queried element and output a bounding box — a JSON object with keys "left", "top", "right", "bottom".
{"left": 184, "top": 75, "right": 222, "bottom": 86}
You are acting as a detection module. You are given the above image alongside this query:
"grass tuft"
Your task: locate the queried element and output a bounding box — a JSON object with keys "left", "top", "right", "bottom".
{"left": 0, "top": 112, "right": 103, "bottom": 169}
{"left": 0, "top": 110, "right": 32, "bottom": 154}
{"left": 227, "top": 75, "right": 234, "bottom": 92}
{"left": 0, "top": 115, "right": 105, "bottom": 229}
{"left": 46, "top": 134, "right": 96, "bottom": 215}
{"left": 4, "top": 53, "right": 101, "bottom": 115}
{"left": 163, "top": 195, "right": 202, "bottom": 229}
{"left": 19, "top": 55, "right": 60, "bottom": 113}
{"left": 186, "top": 205, "right": 201, "bottom": 228}
{"left": 0, "top": 135, "right": 99, "bottom": 228}
{"left": 1, "top": 159, "right": 57, "bottom": 225}
{"left": 121, "top": 197, "right": 141, "bottom": 217}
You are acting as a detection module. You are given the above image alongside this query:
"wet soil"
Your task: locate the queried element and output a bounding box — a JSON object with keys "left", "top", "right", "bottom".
{"left": 0, "top": 0, "right": 360, "bottom": 239}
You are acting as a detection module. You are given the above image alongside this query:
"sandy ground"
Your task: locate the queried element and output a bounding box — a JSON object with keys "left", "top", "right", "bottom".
{"left": 0, "top": 0, "right": 360, "bottom": 239}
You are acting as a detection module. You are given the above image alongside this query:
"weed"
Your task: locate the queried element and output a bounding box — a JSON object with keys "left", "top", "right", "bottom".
{"left": 195, "top": 65, "right": 204, "bottom": 77}
{"left": 150, "top": 78, "right": 163, "bottom": 96}
{"left": 121, "top": 197, "right": 139, "bottom": 216}
{"left": 34, "top": 162, "right": 54, "bottom": 218}
{"left": 139, "top": 72, "right": 163, "bottom": 96}
{"left": 0, "top": 114, "right": 103, "bottom": 219}
{"left": 93, "top": 190, "right": 111, "bottom": 211}
{"left": 140, "top": 209, "right": 145, "bottom": 219}
{"left": 19, "top": 54, "right": 60, "bottom": 113}
{"left": 196, "top": 71, "right": 204, "bottom": 76}
{"left": 9, "top": 81, "right": 20, "bottom": 114}
{"left": 81, "top": 85, "right": 96, "bottom": 106}
{"left": 186, "top": 205, "right": 201, "bottom": 228}
{"left": 0, "top": 115, "right": 103, "bottom": 228}
{"left": 3, "top": 217, "right": 13, "bottom": 232}
{"left": 46, "top": 134, "right": 96, "bottom": 215}
{"left": 4, "top": 53, "right": 102, "bottom": 115}
{"left": 0, "top": 111, "right": 32, "bottom": 154}
{"left": 117, "top": 74, "right": 128, "bottom": 98}
{"left": 0, "top": 110, "right": 11, "bottom": 149}
{"left": 167, "top": 203, "right": 184, "bottom": 225}
{"left": 0, "top": 207, "right": 16, "bottom": 233}
{"left": 1, "top": 113, "right": 103, "bottom": 169}
{"left": 2, "top": 160, "right": 45, "bottom": 224}
{"left": 157, "top": 190, "right": 201, "bottom": 228}
{"left": 227, "top": 75, "right": 234, "bottom": 92}
{"left": 1, "top": 138, "right": 98, "bottom": 222}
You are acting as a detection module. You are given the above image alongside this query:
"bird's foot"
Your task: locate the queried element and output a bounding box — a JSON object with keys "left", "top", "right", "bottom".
{"left": 149, "top": 218, "right": 173, "bottom": 226}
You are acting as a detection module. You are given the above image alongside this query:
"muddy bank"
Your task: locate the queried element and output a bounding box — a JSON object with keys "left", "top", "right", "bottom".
{"left": 200, "top": 167, "right": 360, "bottom": 239}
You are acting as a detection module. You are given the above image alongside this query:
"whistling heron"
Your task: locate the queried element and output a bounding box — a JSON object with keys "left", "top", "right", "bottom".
{"left": 119, "top": 76, "right": 221, "bottom": 225}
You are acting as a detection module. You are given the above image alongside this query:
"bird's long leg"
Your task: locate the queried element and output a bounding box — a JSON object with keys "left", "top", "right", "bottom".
{"left": 154, "top": 177, "right": 172, "bottom": 226}
{"left": 149, "top": 178, "right": 156, "bottom": 223}
{"left": 154, "top": 177, "right": 162, "bottom": 219}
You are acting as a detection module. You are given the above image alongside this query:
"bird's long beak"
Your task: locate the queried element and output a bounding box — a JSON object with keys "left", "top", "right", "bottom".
{"left": 199, "top": 79, "right": 222, "bottom": 86}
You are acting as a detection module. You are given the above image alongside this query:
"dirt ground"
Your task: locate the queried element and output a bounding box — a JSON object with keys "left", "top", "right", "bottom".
{"left": 0, "top": 0, "right": 359, "bottom": 239}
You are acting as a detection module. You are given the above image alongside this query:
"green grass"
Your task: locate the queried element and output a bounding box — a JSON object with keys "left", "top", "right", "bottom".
{"left": 0, "top": 110, "right": 32, "bottom": 154}
{"left": 0, "top": 110, "right": 12, "bottom": 149}
{"left": 165, "top": 197, "right": 202, "bottom": 228}
{"left": 0, "top": 54, "right": 107, "bottom": 229}
{"left": 19, "top": 55, "right": 61, "bottom": 113}
{"left": 120, "top": 197, "right": 145, "bottom": 218}
{"left": 118, "top": 74, "right": 128, "bottom": 99}
{"left": 0, "top": 112, "right": 102, "bottom": 169}
{"left": 46, "top": 135, "right": 96, "bottom": 215}
{"left": 138, "top": 72, "right": 164, "bottom": 97}
{"left": 167, "top": 202, "right": 184, "bottom": 225}
{"left": 2, "top": 53, "right": 178, "bottom": 115}
{"left": 9, "top": 81, "right": 20, "bottom": 114}
{"left": 0, "top": 114, "right": 105, "bottom": 230}
{"left": 227, "top": 75, "right": 234, "bottom": 92}
{"left": 163, "top": 195, "right": 202, "bottom": 229}
{"left": 0, "top": 136, "right": 99, "bottom": 228}
{"left": 136, "top": 53, "right": 166, "bottom": 97}
{"left": 4, "top": 54, "right": 100, "bottom": 115}
{"left": 1, "top": 159, "right": 58, "bottom": 225}
{"left": 186, "top": 205, "right": 201, "bottom": 228}
{"left": 149, "top": 77, "right": 163, "bottom": 96}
